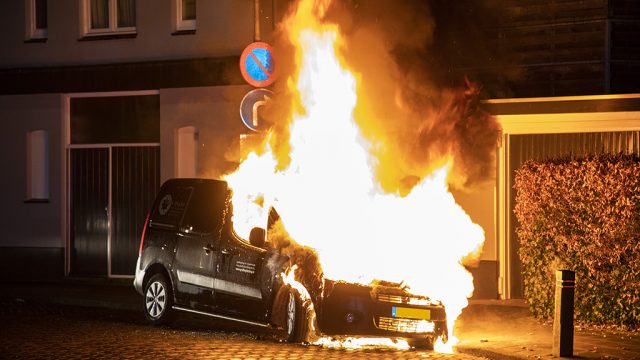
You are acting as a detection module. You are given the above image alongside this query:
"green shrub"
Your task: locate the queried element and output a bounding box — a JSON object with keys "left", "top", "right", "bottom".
{"left": 514, "top": 154, "right": 640, "bottom": 328}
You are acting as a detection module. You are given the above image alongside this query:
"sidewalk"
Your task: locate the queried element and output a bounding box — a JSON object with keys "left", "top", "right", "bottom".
{"left": 1, "top": 280, "right": 638, "bottom": 359}
{"left": 1, "top": 278, "right": 139, "bottom": 312}
{"left": 457, "top": 300, "right": 640, "bottom": 360}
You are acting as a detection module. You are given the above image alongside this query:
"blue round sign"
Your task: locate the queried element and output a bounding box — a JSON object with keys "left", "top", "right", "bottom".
{"left": 240, "top": 42, "right": 276, "bottom": 88}
{"left": 240, "top": 89, "right": 274, "bottom": 132}
{"left": 246, "top": 48, "right": 272, "bottom": 81}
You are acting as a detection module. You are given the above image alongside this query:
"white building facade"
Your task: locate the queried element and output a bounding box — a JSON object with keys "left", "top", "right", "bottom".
{"left": 0, "top": 0, "right": 284, "bottom": 279}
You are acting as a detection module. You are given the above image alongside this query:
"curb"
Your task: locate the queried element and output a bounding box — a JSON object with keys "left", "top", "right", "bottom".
{"left": 457, "top": 346, "right": 526, "bottom": 360}
{"left": 48, "top": 296, "right": 140, "bottom": 313}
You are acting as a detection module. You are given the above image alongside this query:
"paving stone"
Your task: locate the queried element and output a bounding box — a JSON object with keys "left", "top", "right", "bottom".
{"left": 0, "top": 299, "right": 486, "bottom": 359}
{"left": 5, "top": 284, "right": 639, "bottom": 360}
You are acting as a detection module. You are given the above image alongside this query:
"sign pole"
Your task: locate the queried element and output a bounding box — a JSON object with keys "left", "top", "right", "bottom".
{"left": 254, "top": 0, "right": 261, "bottom": 41}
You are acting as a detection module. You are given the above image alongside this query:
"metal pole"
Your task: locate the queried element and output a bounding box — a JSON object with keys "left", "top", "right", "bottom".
{"left": 254, "top": 0, "right": 261, "bottom": 41}
{"left": 553, "top": 270, "right": 575, "bottom": 357}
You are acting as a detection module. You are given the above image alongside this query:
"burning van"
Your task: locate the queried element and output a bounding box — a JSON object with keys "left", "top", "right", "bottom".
{"left": 134, "top": 178, "right": 448, "bottom": 349}
{"left": 317, "top": 279, "right": 448, "bottom": 348}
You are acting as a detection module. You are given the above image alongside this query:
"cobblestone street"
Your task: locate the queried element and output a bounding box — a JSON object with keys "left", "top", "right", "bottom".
{"left": 0, "top": 299, "right": 487, "bottom": 359}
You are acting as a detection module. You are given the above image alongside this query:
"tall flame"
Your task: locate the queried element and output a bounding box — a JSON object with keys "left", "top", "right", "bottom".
{"left": 225, "top": 0, "right": 484, "bottom": 352}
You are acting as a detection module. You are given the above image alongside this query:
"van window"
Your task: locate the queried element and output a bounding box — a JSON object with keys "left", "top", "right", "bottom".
{"left": 149, "top": 186, "right": 193, "bottom": 230}
{"left": 180, "top": 182, "right": 229, "bottom": 235}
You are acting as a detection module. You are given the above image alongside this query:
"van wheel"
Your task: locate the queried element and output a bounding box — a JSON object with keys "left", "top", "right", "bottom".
{"left": 144, "top": 273, "right": 174, "bottom": 325}
{"left": 285, "top": 287, "right": 311, "bottom": 343}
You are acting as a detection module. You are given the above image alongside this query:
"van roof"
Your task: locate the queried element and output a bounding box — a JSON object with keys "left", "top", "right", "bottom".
{"left": 160, "top": 178, "right": 228, "bottom": 189}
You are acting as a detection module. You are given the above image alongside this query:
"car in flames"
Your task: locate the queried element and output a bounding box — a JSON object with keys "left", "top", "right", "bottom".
{"left": 133, "top": 178, "right": 448, "bottom": 349}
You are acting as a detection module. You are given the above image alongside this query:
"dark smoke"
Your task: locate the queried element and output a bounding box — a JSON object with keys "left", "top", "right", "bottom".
{"left": 326, "top": 0, "right": 503, "bottom": 193}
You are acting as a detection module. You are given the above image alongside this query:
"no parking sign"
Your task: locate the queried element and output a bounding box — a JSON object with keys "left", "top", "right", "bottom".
{"left": 239, "top": 42, "right": 276, "bottom": 88}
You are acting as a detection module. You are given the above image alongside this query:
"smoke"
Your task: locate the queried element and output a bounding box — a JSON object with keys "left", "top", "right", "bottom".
{"left": 328, "top": 0, "right": 502, "bottom": 193}
{"left": 255, "top": 0, "right": 502, "bottom": 194}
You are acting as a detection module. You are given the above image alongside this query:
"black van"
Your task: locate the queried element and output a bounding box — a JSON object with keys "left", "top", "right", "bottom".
{"left": 134, "top": 178, "right": 448, "bottom": 348}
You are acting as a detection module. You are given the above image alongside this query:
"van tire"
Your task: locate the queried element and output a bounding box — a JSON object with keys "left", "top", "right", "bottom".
{"left": 143, "top": 273, "right": 174, "bottom": 325}
{"left": 285, "top": 287, "right": 311, "bottom": 343}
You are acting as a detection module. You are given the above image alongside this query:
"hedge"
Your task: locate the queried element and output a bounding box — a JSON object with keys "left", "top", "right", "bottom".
{"left": 514, "top": 154, "right": 640, "bottom": 328}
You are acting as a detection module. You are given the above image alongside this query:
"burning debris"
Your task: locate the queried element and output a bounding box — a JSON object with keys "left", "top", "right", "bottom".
{"left": 225, "top": 0, "right": 495, "bottom": 352}
{"left": 280, "top": 265, "right": 320, "bottom": 343}
{"left": 315, "top": 337, "right": 410, "bottom": 350}
{"left": 266, "top": 211, "right": 324, "bottom": 309}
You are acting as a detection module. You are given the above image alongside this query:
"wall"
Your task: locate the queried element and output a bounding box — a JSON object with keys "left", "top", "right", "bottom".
{"left": 0, "top": 0, "right": 260, "bottom": 68}
{"left": 461, "top": 0, "right": 640, "bottom": 98}
{"left": 160, "top": 85, "right": 253, "bottom": 183}
{"left": 0, "top": 94, "right": 63, "bottom": 279}
{"left": 453, "top": 181, "right": 498, "bottom": 299}
{"left": 452, "top": 184, "right": 496, "bottom": 262}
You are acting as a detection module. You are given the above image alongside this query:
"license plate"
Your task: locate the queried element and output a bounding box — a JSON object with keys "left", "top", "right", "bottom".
{"left": 392, "top": 306, "right": 431, "bottom": 320}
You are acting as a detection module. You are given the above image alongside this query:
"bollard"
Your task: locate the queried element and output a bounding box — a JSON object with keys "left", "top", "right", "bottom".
{"left": 552, "top": 270, "right": 575, "bottom": 357}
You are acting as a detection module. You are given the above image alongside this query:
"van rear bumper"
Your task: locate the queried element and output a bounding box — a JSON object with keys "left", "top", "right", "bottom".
{"left": 133, "top": 257, "right": 145, "bottom": 295}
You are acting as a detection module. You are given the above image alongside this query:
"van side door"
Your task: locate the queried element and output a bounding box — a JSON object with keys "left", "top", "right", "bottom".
{"left": 147, "top": 185, "right": 192, "bottom": 305}
{"left": 213, "top": 232, "right": 268, "bottom": 321}
{"left": 172, "top": 182, "right": 228, "bottom": 311}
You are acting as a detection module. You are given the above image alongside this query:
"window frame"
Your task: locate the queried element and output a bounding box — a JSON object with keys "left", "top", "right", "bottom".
{"left": 173, "top": 0, "right": 196, "bottom": 33}
{"left": 80, "top": 0, "right": 136, "bottom": 38}
{"left": 25, "top": 0, "right": 47, "bottom": 41}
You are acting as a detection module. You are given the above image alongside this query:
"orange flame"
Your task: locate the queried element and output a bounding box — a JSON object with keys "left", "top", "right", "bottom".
{"left": 281, "top": 265, "right": 312, "bottom": 303}
{"left": 225, "top": 0, "right": 484, "bottom": 352}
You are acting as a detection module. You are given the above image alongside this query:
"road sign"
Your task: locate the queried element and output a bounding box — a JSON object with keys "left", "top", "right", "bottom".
{"left": 240, "top": 42, "right": 276, "bottom": 88}
{"left": 240, "top": 88, "right": 273, "bottom": 132}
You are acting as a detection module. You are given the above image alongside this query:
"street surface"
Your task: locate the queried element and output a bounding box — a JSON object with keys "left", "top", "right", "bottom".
{"left": 0, "top": 298, "right": 488, "bottom": 359}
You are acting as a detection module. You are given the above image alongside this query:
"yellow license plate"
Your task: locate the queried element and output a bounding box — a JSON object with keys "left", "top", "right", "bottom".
{"left": 392, "top": 306, "right": 431, "bottom": 320}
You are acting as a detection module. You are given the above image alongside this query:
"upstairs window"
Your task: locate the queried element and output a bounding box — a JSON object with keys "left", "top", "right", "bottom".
{"left": 81, "top": 0, "right": 136, "bottom": 37}
{"left": 25, "top": 0, "right": 47, "bottom": 41}
{"left": 173, "top": 0, "right": 196, "bottom": 33}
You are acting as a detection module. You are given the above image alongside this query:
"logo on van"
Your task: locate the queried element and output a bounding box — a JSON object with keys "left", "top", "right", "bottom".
{"left": 158, "top": 194, "right": 173, "bottom": 215}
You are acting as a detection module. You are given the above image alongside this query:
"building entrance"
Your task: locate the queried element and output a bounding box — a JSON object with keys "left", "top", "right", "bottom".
{"left": 68, "top": 94, "right": 160, "bottom": 277}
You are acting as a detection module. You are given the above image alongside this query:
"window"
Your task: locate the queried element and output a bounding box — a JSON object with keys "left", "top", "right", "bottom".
{"left": 80, "top": 0, "right": 136, "bottom": 37}
{"left": 173, "top": 0, "right": 196, "bottom": 33}
{"left": 26, "top": 130, "right": 49, "bottom": 201}
{"left": 180, "top": 182, "right": 228, "bottom": 235}
{"left": 149, "top": 186, "right": 192, "bottom": 230}
{"left": 70, "top": 96, "right": 159, "bottom": 144}
{"left": 25, "top": 0, "right": 47, "bottom": 41}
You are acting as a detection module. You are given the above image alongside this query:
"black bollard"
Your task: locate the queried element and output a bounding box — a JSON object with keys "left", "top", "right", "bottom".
{"left": 552, "top": 270, "right": 575, "bottom": 357}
